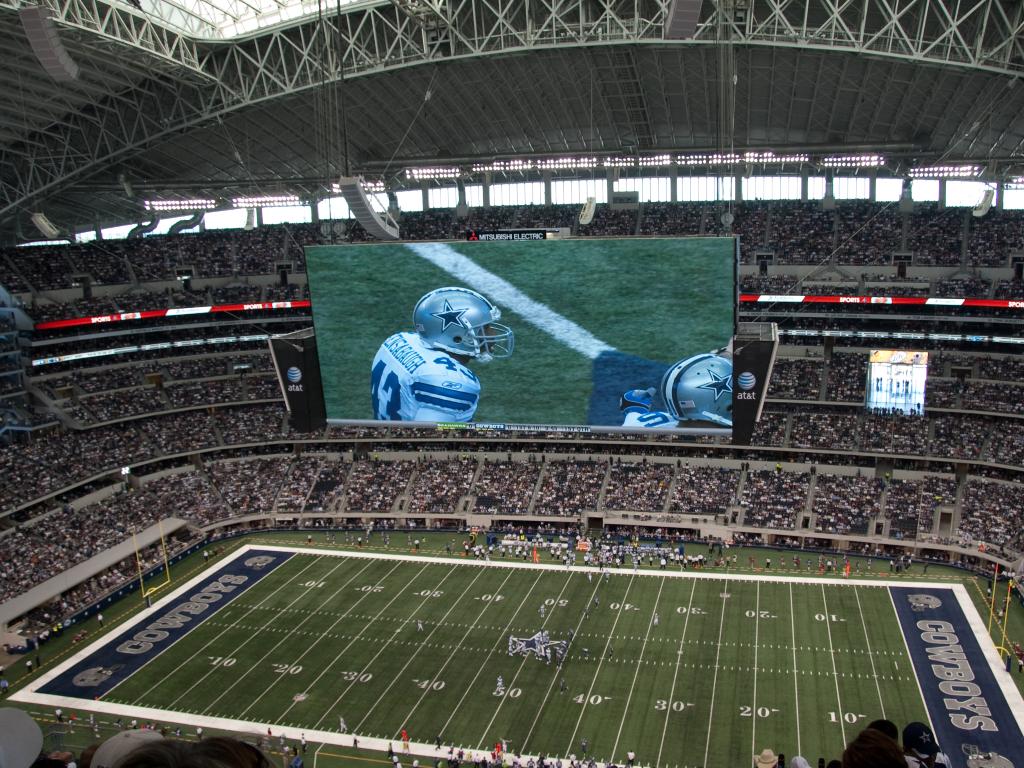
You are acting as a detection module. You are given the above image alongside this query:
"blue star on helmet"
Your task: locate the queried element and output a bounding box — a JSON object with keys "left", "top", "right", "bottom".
{"left": 431, "top": 300, "right": 468, "bottom": 331}
{"left": 697, "top": 369, "right": 733, "bottom": 401}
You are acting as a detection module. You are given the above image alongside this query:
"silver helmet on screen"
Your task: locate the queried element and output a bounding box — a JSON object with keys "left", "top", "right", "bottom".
{"left": 413, "top": 287, "right": 514, "bottom": 362}
{"left": 660, "top": 353, "right": 733, "bottom": 427}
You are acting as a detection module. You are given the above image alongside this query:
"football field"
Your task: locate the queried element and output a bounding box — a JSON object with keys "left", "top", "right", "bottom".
{"left": 20, "top": 546, "right": 1024, "bottom": 768}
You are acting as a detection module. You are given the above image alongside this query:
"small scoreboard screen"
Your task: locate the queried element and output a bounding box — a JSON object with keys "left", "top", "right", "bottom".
{"left": 866, "top": 349, "right": 927, "bottom": 415}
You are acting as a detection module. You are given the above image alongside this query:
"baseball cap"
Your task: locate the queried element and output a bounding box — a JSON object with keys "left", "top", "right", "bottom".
{"left": 91, "top": 729, "right": 164, "bottom": 768}
{"left": 902, "top": 722, "right": 939, "bottom": 758}
{"left": 0, "top": 709, "right": 43, "bottom": 768}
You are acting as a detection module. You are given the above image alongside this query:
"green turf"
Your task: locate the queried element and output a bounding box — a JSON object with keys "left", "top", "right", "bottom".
{"left": 305, "top": 239, "right": 734, "bottom": 425}
{"left": 98, "top": 552, "right": 931, "bottom": 767}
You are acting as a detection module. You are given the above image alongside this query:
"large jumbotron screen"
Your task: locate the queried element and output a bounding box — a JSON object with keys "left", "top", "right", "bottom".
{"left": 306, "top": 238, "right": 737, "bottom": 434}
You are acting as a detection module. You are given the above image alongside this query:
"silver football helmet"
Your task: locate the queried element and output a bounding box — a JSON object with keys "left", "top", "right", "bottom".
{"left": 660, "top": 353, "right": 733, "bottom": 427}
{"left": 413, "top": 287, "right": 514, "bottom": 362}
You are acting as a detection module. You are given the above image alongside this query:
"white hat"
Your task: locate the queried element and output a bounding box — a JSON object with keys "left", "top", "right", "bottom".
{"left": 91, "top": 729, "right": 164, "bottom": 768}
{"left": 0, "top": 709, "right": 43, "bottom": 768}
{"left": 755, "top": 749, "right": 779, "bottom": 768}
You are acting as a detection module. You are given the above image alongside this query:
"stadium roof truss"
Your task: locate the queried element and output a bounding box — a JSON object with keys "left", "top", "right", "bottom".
{"left": 1, "top": 0, "right": 1023, "bottom": 238}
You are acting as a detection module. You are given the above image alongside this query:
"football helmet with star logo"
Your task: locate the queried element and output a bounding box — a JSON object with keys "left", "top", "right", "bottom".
{"left": 413, "top": 287, "right": 514, "bottom": 362}
{"left": 660, "top": 353, "right": 733, "bottom": 427}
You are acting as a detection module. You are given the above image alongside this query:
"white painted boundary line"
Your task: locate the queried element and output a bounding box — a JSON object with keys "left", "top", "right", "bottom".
{"left": 405, "top": 242, "right": 617, "bottom": 360}
{"left": 951, "top": 583, "right": 1024, "bottom": 733}
{"left": 820, "top": 584, "right": 847, "bottom": 745}
{"left": 787, "top": 584, "right": 802, "bottom": 758}
{"left": 701, "top": 578, "right": 731, "bottom": 768}
{"left": 853, "top": 585, "right": 886, "bottom": 719}
{"left": 13, "top": 545, "right": 1022, "bottom": 764}
{"left": 750, "top": 582, "right": 761, "bottom": 764}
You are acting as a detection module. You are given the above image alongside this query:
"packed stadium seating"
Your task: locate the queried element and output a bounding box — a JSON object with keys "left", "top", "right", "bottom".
{"left": 3, "top": 201, "right": 1024, "bottom": 630}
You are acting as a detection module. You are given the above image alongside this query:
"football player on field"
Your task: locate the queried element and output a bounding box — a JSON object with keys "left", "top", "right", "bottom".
{"left": 620, "top": 352, "right": 733, "bottom": 429}
{"left": 370, "top": 286, "right": 514, "bottom": 422}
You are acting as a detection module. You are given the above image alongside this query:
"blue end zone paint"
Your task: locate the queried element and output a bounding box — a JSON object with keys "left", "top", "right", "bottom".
{"left": 588, "top": 351, "right": 669, "bottom": 426}
{"left": 890, "top": 586, "right": 1024, "bottom": 763}
{"left": 40, "top": 549, "right": 294, "bottom": 700}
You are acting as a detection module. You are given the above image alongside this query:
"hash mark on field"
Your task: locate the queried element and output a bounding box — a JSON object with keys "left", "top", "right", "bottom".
{"left": 406, "top": 242, "right": 616, "bottom": 360}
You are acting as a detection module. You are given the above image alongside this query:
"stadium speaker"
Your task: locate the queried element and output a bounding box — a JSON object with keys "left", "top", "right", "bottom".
{"left": 19, "top": 5, "right": 79, "bottom": 82}
{"left": 579, "top": 196, "right": 596, "bottom": 226}
{"left": 30, "top": 212, "right": 60, "bottom": 239}
{"left": 244, "top": 207, "right": 255, "bottom": 230}
{"left": 972, "top": 188, "right": 995, "bottom": 218}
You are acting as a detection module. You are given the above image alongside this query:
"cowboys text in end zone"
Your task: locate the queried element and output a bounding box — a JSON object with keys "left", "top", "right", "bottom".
{"left": 371, "top": 286, "right": 514, "bottom": 422}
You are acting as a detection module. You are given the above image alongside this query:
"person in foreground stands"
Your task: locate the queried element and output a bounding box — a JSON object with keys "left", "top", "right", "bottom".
{"left": 842, "top": 728, "right": 906, "bottom": 768}
{"left": 902, "top": 722, "right": 951, "bottom": 768}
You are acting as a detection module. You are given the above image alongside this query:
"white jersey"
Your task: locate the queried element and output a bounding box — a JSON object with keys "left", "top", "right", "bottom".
{"left": 371, "top": 332, "right": 481, "bottom": 422}
{"left": 621, "top": 410, "right": 678, "bottom": 429}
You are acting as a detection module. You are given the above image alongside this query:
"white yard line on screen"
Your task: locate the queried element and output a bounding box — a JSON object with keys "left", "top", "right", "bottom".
{"left": 405, "top": 242, "right": 617, "bottom": 360}
{"left": 854, "top": 586, "right": 886, "bottom": 719}
{"left": 564, "top": 575, "right": 637, "bottom": 758}
{"left": 610, "top": 576, "right": 666, "bottom": 763}
{"left": 750, "top": 581, "right": 761, "bottom": 765}
{"left": 788, "top": 584, "right": 802, "bottom": 757}
{"left": 393, "top": 568, "right": 518, "bottom": 735}
{"left": 820, "top": 584, "right": 847, "bottom": 744}
{"left": 701, "top": 578, "right": 731, "bottom": 768}
{"left": 131, "top": 555, "right": 329, "bottom": 707}
{"left": 656, "top": 579, "right": 697, "bottom": 768}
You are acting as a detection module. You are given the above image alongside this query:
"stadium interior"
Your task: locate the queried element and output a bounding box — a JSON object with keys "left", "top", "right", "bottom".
{"left": 1, "top": 0, "right": 1024, "bottom": 766}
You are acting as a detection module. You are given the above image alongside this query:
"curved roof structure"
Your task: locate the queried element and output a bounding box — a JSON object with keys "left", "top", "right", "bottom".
{"left": 1, "top": 0, "right": 1023, "bottom": 241}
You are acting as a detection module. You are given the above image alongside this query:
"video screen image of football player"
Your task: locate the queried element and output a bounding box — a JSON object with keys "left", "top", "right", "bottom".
{"left": 371, "top": 287, "right": 514, "bottom": 422}
{"left": 620, "top": 353, "right": 732, "bottom": 430}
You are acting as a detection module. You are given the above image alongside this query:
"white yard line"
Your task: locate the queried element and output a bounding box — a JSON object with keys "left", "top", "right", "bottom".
{"left": 298, "top": 562, "right": 450, "bottom": 730}
{"left": 194, "top": 558, "right": 364, "bottom": 713}
{"left": 950, "top": 583, "right": 1024, "bottom": 732}
{"left": 521, "top": 573, "right": 613, "bottom": 752}
{"left": 353, "top": 567, "right": 488, "bottom": 732}
{"left": 655, "top": 578, "right": 697, "bottom": 768}
{"left": 853, "top": 585, "right": 886, "bottom": 719}
{"left": 438, "top": 571, "right": 545, "bottom": 738}
{"left": 476, "top": 573, "right": 583, "bottom": 748}
{"left": 701, "top": 577, "right": 731, "bottom": 768}
{"left": 564, "top": 575, "right": 637, "bottom": 757}
{"left": 788, "top": 583, "right": 802, "bottom": 758}
{"left": 820, "top": 583, "right": 847, "bottom": 745}
{"left": 750, "top": 581, "right": 761, "bottom": 763}
{"left": 886, "top": 588, "right": 939, "bottom": 737}
{"left": 232, "top": 561, "right": 404, "bottom": 719}
{"left": 405, "top": 242, "right": 616, "bottom": 360}
{"left": 131, "top": 554, "right": 328, "bottom": 706}
{"left": 392, "top": 568, "right": 517, "bottom": 736}
{"left": 610, "top": 576, "right": 666, "bottom": 763}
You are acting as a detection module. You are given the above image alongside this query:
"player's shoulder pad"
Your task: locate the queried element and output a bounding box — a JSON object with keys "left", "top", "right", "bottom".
{"left": 412, "top": 369, "right": 480, "bottom": 412}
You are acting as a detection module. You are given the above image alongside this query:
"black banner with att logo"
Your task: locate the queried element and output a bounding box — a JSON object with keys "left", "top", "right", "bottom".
{"left": 731, "top": 324, "right": 779, "bottom": 446}
{"left": 269, "top": 328, "right": 326, "bottom": 433}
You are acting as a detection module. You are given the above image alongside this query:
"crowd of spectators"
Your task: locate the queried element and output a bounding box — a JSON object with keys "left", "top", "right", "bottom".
{"left": 790, "top": 412, "right": 861, "bottom": 451}
{"left": 812, "top": 473, "right": 882, "bottom": 535}
{"left": 345, "top": 459, "right": 414, "bottom": 513}
{"left": 958, "top": 478, "right": 1024, "bottom": 554}
{"left": 740, "top": 469, "right": 809, "bottom": 529}
{"left": 602, "top": 461, "right": 674, "bottom": 512}
{"left": 407, "top": 457, "right": 476, "bottom": 514}
{"left": 531, "top": 459, "right": 607, "bottom": 515}
{"left": 668, "top": 466, "right": 738, "bottom": 515}
{"left": 7, "top": 202, "right": 1023, "bottom": 299}
{"left": 825, "top": 352, "right": 867, "bottom": 401}
{"left": 472, "top": 459, "right": 542, "bottom": 515}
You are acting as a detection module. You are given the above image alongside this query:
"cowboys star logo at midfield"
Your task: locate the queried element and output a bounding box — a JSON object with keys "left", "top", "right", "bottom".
{"left": 431, "top": 300, "right": 469, "bottom": 332}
